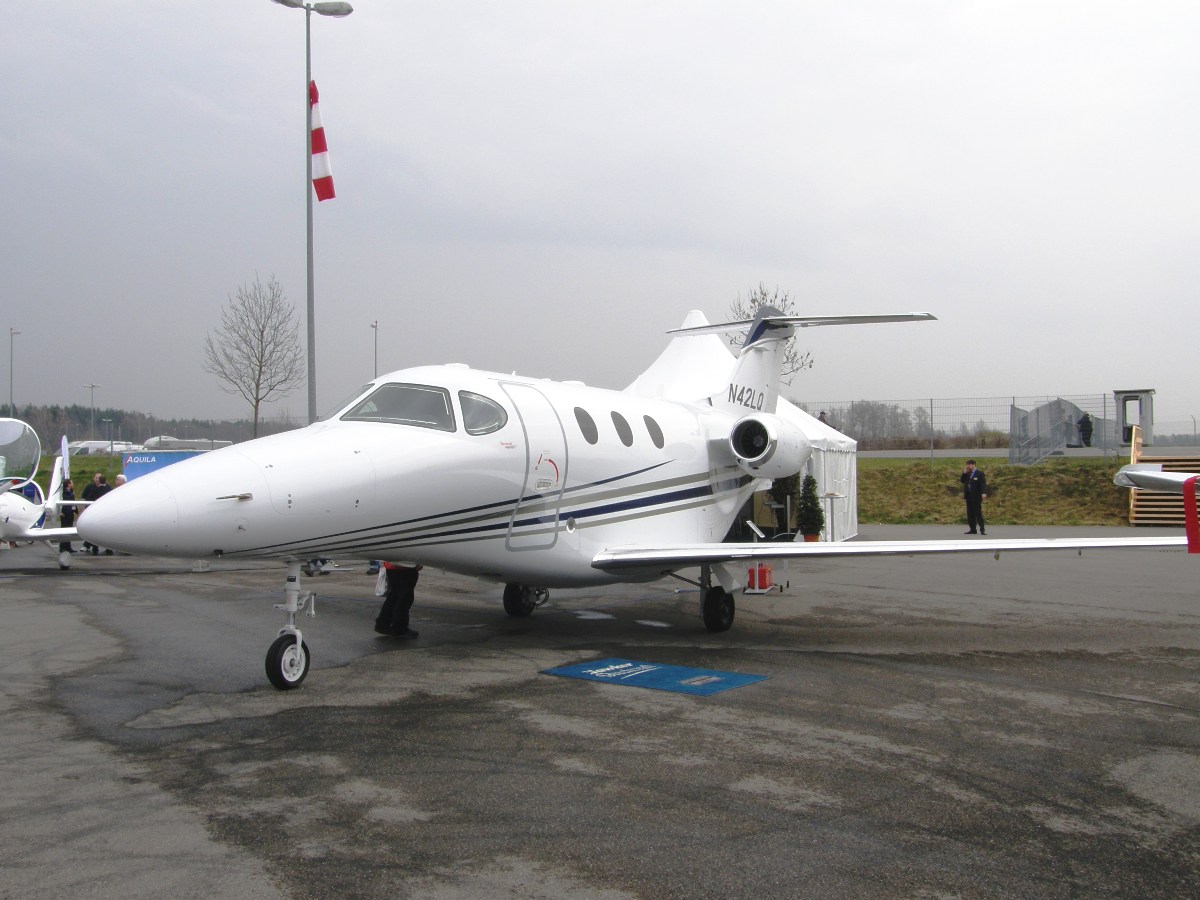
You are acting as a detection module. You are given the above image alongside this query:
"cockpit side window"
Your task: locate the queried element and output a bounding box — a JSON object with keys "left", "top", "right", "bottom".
{"left": 341, "top": 383, "right": 456, "bottom": 431}
{"left": 459, "top": 391, "right": 508, "bottom": 435}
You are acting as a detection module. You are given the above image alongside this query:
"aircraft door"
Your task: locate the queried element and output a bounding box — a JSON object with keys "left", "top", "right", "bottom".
{"left": 501, "top": 383, "right": 567, "bottom": 551}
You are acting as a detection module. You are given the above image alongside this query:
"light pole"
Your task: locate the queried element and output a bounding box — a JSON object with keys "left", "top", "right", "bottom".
{"left": 371, "top": 320, "right": 378, "bottom": 378}
{"left": 269, "top": 0, "right": 354, "bottom": 424}
{"left": 84, "top": 383, "right": 99, "bottom": 440}
{"left": 8, "top": 328, "right": 19, "bottom": 418}
{"left": 101, "top": 418, "right": 113, "bottom": 455}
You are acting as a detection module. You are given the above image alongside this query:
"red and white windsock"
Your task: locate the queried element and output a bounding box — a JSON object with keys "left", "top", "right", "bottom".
{"left": 308, "top": 80, "right": 335, "bottom": 202}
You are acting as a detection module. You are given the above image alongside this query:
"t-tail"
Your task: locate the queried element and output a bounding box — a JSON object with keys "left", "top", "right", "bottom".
{"left": 664, "top": 307, "right": 938, "bottom": 415}
{"left": 711, "top": 305, "right": 792, "bottom": 415}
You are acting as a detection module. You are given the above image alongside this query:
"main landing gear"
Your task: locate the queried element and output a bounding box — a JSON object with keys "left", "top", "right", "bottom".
{"left": 665, "top": 563, "right": 735, "bottom": 632}
{"left": 503, "top": 583, "right": 549, "bottom": 617}
{"left": 699, "top": 563, "right": 736, "bottom": 632}
{"left": 265, "top": 561, "right": 316, "bottom": 690}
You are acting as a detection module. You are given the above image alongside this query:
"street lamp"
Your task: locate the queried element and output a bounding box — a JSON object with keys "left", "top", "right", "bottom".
{"left": 101, "top": 418, "right": 113, "bottom": 455}
{"left": 371, "top": 320, "right": 378, "bottom": 378}
{"left": 269, "top": 0, "right": 354, "bottom": 424}
{"left": 84, "top": 383, "right": 99, "bottom": 440}
{"left": 8, "top": 328, "right": 19, "bottom": 418}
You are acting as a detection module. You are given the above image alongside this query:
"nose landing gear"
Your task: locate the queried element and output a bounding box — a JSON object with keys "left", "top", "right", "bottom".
{"left": 266, "top": 561, "right": 316, "bottom": 689}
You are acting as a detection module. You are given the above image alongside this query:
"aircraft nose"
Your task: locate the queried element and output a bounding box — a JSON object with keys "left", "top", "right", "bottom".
{"left": 78, "top": 475, "right": 179, "bottom": 554}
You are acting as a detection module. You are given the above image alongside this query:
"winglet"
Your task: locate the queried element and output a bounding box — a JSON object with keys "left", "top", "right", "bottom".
{"left": 1184, "top": 476, "right": 1199, "bottom": 553}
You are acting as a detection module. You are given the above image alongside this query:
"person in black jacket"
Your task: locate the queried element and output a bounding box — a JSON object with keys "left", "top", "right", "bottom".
{"left": 1078, "top": 413, "right": 1094, "bottom": 447}
{"left": 80, "top": 472, "right": 112, "bottom": 554}
{"left": 375, "top": 562, "right": 422, "bottom": 638}
{"left": 58, "top": 478, "right": 76, "bottom": 554}
{"left": 960, "top": 459, "right": 988, "bottom": 535}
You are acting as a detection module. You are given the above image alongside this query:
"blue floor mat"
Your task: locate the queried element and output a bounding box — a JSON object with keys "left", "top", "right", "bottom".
{"left": 543, "top": 657, "right": 767, "bottom": 696}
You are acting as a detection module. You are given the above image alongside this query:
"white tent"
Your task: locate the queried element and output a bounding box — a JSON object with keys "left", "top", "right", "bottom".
{"left": 774, "top": 399, "right": 858, "bottom": 541}
{"left": 626, "top": 310, "right": 858, "bottom": 542}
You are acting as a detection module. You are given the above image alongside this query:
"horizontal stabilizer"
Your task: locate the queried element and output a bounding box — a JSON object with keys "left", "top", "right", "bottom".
{"left": 668, "top": 312, "right": 936, "bottom": 338}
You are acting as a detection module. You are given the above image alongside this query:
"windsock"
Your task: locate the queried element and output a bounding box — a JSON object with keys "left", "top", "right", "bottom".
{"left": 309, "top": 81, "right": 335, "bottom": 201}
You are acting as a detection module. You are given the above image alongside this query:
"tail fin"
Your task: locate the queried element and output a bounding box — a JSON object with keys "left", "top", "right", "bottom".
{"left": 45, "top": 451, "right": 66, "bottom": 515}
{"left": 710, "top": 305, "right": 792, "bottom": 414}
{"left": 663, "top": 307, "right": 936, "bottom": 414}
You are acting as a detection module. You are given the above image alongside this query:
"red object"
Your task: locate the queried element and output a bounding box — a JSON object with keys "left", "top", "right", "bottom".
{"left": 309, "top": 81, "right": 335, "bottom": 201}
{"left": 747, "top": 563, "right": 773, "bottom": 590}
{"left": 1184, "top": 476, "right": 1199, "bottom": 554}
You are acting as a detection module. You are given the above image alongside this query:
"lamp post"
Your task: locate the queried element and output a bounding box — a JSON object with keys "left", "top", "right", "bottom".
{"left": 84, "top": 383, "right": 99, "bottom": 440}
{"left": 371, "top": 320, "right": 378, "bottom": 378}
{"left": 269, "top": 0, "right": 354, "bottom": 424}
{"left": 8, "top": 328, "right": 19, "bottom": 418}
{"left": 101, "top": 418, "right": 113, "bottom": 456}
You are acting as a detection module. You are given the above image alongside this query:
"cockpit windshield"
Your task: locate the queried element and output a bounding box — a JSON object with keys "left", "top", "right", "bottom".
{"left": 321, "top": 383, "right": 375, "bottom": 421}
{"left": 341, "top": 383, "right": 456, "bottom": 432}
{"left": 0, "top": 419, "right": 41, "bottom": 485}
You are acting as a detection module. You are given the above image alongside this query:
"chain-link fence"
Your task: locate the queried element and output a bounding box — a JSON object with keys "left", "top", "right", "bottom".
{"left": 13, "top": 395, "right": 1199, "bottom": 462}
{"left": 797, "top": 394, "right": 1126, "bottom": 462}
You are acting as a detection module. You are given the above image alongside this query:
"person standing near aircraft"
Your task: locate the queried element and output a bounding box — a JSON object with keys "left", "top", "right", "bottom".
{"left": 375, "top": 562, "right": 422, "bottom": 638}
{"left": 58, "top": 477, "right": 76, "bottom": 554}
{"left": 961, "top": 460, "right": 988, "bottom": 535}
{"left": 1078, "top": 413, "right": 1094, "bottom": 447}
{"left": 81, "top": 472, "right": 113, "bottom": 554}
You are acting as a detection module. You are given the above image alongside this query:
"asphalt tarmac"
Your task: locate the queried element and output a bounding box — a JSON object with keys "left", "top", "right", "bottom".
{"left": 1, "top": 525, "right": 1197, "bottom": 898}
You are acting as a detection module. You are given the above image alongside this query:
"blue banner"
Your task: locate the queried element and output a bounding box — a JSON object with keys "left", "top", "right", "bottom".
{"left": 122, "top": 450, "right": 202, "bottom": 480}
{"left": 543, "top": 657, "right": 767, "bottom": 696}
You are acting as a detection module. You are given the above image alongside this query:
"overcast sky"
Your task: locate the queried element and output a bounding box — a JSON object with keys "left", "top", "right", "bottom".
{"left": 4, "top": 1, "right": 1199, "bottom": 429}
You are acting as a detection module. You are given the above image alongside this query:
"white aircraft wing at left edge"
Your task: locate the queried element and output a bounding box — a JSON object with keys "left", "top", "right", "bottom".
{"left": 77, "top": 308, "right": 1189, "bottom": 690}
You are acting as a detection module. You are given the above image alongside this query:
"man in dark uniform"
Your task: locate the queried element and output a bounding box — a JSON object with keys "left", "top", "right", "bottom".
{"left": 960, "top": 459, "right": 988, "bottom": 535}
{"left": 80, "top": 472, "right": 112, "bottom": 554}
{"left": 375, "top": 562, "right": 422, "bottom": 638}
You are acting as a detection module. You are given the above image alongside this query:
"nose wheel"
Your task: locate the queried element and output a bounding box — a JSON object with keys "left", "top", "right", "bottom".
{"left": 266, "top": 561, "right": 316, "bottom": 690}
{"left": 266, "top": 633, "right": 310, "bottom": 689}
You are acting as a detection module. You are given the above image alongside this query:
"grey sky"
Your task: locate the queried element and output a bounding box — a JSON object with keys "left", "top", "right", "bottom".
{"left": 4, "top": 2, "right": 1198, "bottom": 428}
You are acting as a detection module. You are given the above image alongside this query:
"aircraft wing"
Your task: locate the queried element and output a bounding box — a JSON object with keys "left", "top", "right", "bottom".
{"left": 9, "top": 526, "right": 78, "bottom": 541}
{"left": 1114, "top": 464, "right": 1200, "bottom": 494}
{"left": 593, "top": 534, "right": 1190, "bottom": 574}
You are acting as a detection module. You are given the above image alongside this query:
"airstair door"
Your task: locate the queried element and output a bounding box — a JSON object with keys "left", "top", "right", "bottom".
{"left": 501, "top": 383, "right": 568, "bottom": 550}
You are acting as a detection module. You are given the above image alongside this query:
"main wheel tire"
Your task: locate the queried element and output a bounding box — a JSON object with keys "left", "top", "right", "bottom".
{"left": 503, "top": 583, "right": 537, "bottom": 617}
{"left": 265, "top": 634, "right": 311, "bottom": 690}
{"left": 702, "top": 586, "right": 735, "bottom": 632}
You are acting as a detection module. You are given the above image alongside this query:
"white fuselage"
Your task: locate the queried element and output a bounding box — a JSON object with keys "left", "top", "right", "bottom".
{"left": 0, "top": 486, "right": 46, "bottom": 540}
{"left": 78, "top": 366, "right": 762, "bottom": 587}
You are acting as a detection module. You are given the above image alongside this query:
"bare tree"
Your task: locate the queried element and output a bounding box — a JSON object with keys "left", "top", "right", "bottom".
{"left": 203, "top": 275, "right": 303, "bottom": 437}
{"left": 726, "top": 283, "right": 814, "bottom": 384}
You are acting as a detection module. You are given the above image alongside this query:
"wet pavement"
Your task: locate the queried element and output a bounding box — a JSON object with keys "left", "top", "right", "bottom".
{"left": 1, "top": 525, "right": 1197, "bottom": 898}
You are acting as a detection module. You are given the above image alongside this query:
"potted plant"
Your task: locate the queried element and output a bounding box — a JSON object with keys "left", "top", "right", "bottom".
{"left": 796, "top": 473, "right": 825, "bottom": 541}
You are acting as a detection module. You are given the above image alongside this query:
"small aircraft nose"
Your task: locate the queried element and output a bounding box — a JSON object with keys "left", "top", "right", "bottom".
{"left": 78, "top": 475, "right": 179, "bottom": 555}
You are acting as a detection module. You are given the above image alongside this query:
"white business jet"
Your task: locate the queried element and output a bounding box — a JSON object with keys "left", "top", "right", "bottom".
{"left": 77, "top": 308, "right": 1188, "bottom": 689}
{"left": 0, "top": 419, "right": 78, "bottom": 565}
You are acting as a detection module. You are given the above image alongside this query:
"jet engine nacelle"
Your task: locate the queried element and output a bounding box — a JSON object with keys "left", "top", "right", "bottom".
{"left": 729, "top": 414, "right": 812, "bottom": 479}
